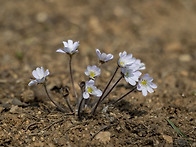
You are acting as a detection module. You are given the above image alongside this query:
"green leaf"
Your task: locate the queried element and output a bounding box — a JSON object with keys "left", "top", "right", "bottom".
{"left": 166, "top": 119, "right": 192, "bottom": 144}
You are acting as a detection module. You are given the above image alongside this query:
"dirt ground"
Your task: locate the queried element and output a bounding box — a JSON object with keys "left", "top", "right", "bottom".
{"left": 0, "top": 0, "right": 196, "bottom": 146}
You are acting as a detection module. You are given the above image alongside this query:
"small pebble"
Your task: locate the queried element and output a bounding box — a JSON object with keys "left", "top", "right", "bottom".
{"left": 180, "top": 70, "right": 188, "bottom": 77}
{"left": 162, "top": 134, "right": 173, "bottom": 144}
{"left": 36, "top": 12, "right": 48, "bottom": 23}
{"left": 179, "top": 54, "right": 192, "bottom": 62}
{"left": 165, "top": 42, "right": 182, "bottom": 52}
{"left": 0, "top": 106, "right": 4, "bottom": 113}
{"left": 95, "top": 131, "right": 111, "bottom": 144}
{"left": 10, "top": 105, "right": 20, "bottom": 114}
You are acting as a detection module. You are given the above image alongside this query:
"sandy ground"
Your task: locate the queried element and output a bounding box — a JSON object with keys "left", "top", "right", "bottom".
{"left": 0, "top": 0, "right": 196, "bottom": 146}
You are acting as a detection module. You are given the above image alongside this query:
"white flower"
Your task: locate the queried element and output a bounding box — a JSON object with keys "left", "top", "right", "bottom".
{"left": 83, "top": 80, "right": 102, "bottom": 99}
{"left": 118, "top": 51, "right": 136, "bottom": 68}
{"left": 96, "top": 49, "right": 113, "bottom": 63}
{"left": 56, "top": 40, "right": 79, "bottom": 55}
{"left": 121, "top": 67, "right": 142, "bottom": 86}
{"left": 84, "top": 65, "right": 101, "bottom": 79}
{"left": 137, "top": 74, "right": 157, "bottom": 96}
{"left": 28, "top": 67, "right": 50, "bottom": 86}
{"left": 129, "top": 59, "right": 145, "bottom": 71}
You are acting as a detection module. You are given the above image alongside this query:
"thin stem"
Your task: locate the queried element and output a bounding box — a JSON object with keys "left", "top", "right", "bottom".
{"left": 62, "top": 87, "right": 74, "bottom": 113}
{"left": 77, "top": 81, "right": 85, "bottom": 119}
{"left": 112, "top": 86, "right": 137, "bottom": 105}
{"left": 91, "top": 65, "right": 119, "bottom": 115}
{"left": 43, "top": 84, "right": 66, "bottom": 112}
{"left": 97, "top": 61, "right": 102, "bottom": 67}
{"left": 69, "top": 55, "right": 78, "bottom": 99}
{"left": 100, "top": 75, "right": 123, "bottom": 103}
{"left": 77, "top": 98, "right": 84, "bottom": 119}
{"left": 64, "top": 95, "right": 74, "bottom": 113}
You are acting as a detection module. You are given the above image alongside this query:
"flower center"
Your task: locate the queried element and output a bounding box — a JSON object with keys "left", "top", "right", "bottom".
{"left": 90, "top": 71, "right": 95, "bottom": 78}
{"left": 141, "top": 79, "right": 147, "bottom": 85}
{"left": 87, "top": 87, "right": 93, "bottom": 93}
{"left": 120, "top": 61, "right": 124, "bottom": 66}
{"left": 125, "top": 71, "right": 129, "bottom": 76}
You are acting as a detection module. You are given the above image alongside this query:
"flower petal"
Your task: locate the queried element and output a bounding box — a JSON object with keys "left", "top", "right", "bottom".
{"left": 88, "top": 79, "right": 95, "bottom": 85}
{"left": 96, "top": 89, "right": 102, "bottom": 97}
{"left": 147, "top": 86, "right": 154, "bottom": 93}
{"left": 63, "top": 47, "right": 71, "bottom": 53}
{"left": 137, "top": 84, "right": 142, "bottom": 91}
{"left": 56, "top": 49, "right": 66, "bottom": 53}
{"left": 45, "top": 69, "right": 50, "bottom": 76}
{"left": 83, "top": 92, "right": 90, "bottom": 99}
{"left": 37, "top": 67, "right": 45, "bottom": 78}
{"left": 96, "top": 49, "right": 101, "bottom": 57}
{"left": 41, "top": 67, "right": 45, "bottom": 74}
{"left": 62, "top": 41, "right": 68, "bottom": 47}
{"left": 28, "top": 80, "right": 37, "bottom": 86}
{"left": 84, "top": 70, "right": 89, "bottom": 76}
{"left": 107, "top": 54, "right": 113, "bottom": 60}
{"left": 68, "top": 40, "right": 73, "bottom": 47}
{"left": 36, "top": 67, "right": 42, "bottom": 78}
{"left": 73, "top": 41, "right": 79, "bottom": 50}
{"left": 32, "top": 70, "right": 39, "bottom": 79}
{"left": 150, "top": 82, "right": 157, "bottom": 89}
{"left": 142, "top": 74, "right": 149, "bottom": 80}
{"left": 142, "top": 89, "right": 148, "bottom": 96}
{"left": 126, "top": 77, "right": 136, "bottom": 86}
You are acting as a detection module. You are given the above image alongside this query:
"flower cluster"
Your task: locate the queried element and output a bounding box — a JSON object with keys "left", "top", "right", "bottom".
{"left": 117, "top": 51, "right": 157, "bottom": 96}
{"left": 28, "top": 39, "right": 157, "bottom": 116}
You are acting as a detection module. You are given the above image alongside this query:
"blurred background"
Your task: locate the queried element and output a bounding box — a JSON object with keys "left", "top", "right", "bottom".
{"left": 1, "top": 0, "right": 196, "bottom": 98}
{"left": 1, "top": 0, "right": 195, "bottom": 67}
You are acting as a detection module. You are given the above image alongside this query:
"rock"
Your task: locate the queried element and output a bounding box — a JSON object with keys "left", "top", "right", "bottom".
{"left": 0, "top": 79, "right": 7, "bottom": 83}
{"left": 95, "top": 131, "right": 111, "bottom": 144}
{"left": 36, "top": 12, "right": 48, "bottom": 23}
{"left": 10, "top": 105, "right": 21, "bottom": 114}
{"left": 180, "top": 70, "right": 188, "bottom": 77}
{"left": 162, "top": 134, "right": 173, "bottom": 144}
{"left": 0, "top": 103, "right": 11, "bottom": 109}
{"left": 0, "top": 106, "right": 4, "bottom": 113}
{"left": 174, "top": 139, "right": 190, "bottom": 147}
{"left": 165, "top": 42, "right": 182, "bottom": 52}
{"left": 179, "top": 54, "right": 192, "bottom": 62}
{"left": 21, "top": 90, "right": 35, "bottom": 102}
{"left": 191, "top": 142, "right": 196, "bottom": 147}
{"left": 12, "top": 98, "right": 28, "bottom": 106}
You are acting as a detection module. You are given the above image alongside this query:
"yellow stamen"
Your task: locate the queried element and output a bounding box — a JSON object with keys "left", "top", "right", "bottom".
{"left": 141, "top": 80, "right": 147, "bottom": 85}
{"left": 125, "top": 72, "right": 129, "bottom": 76}
{"left": 90, "top": 72, "right": 95, "bottom": 78}
{"left": 120, "top": 62, "right": 124, "bottom": 66}
{"left": 87, "top": 87, "right": 92, "bottom": 93}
